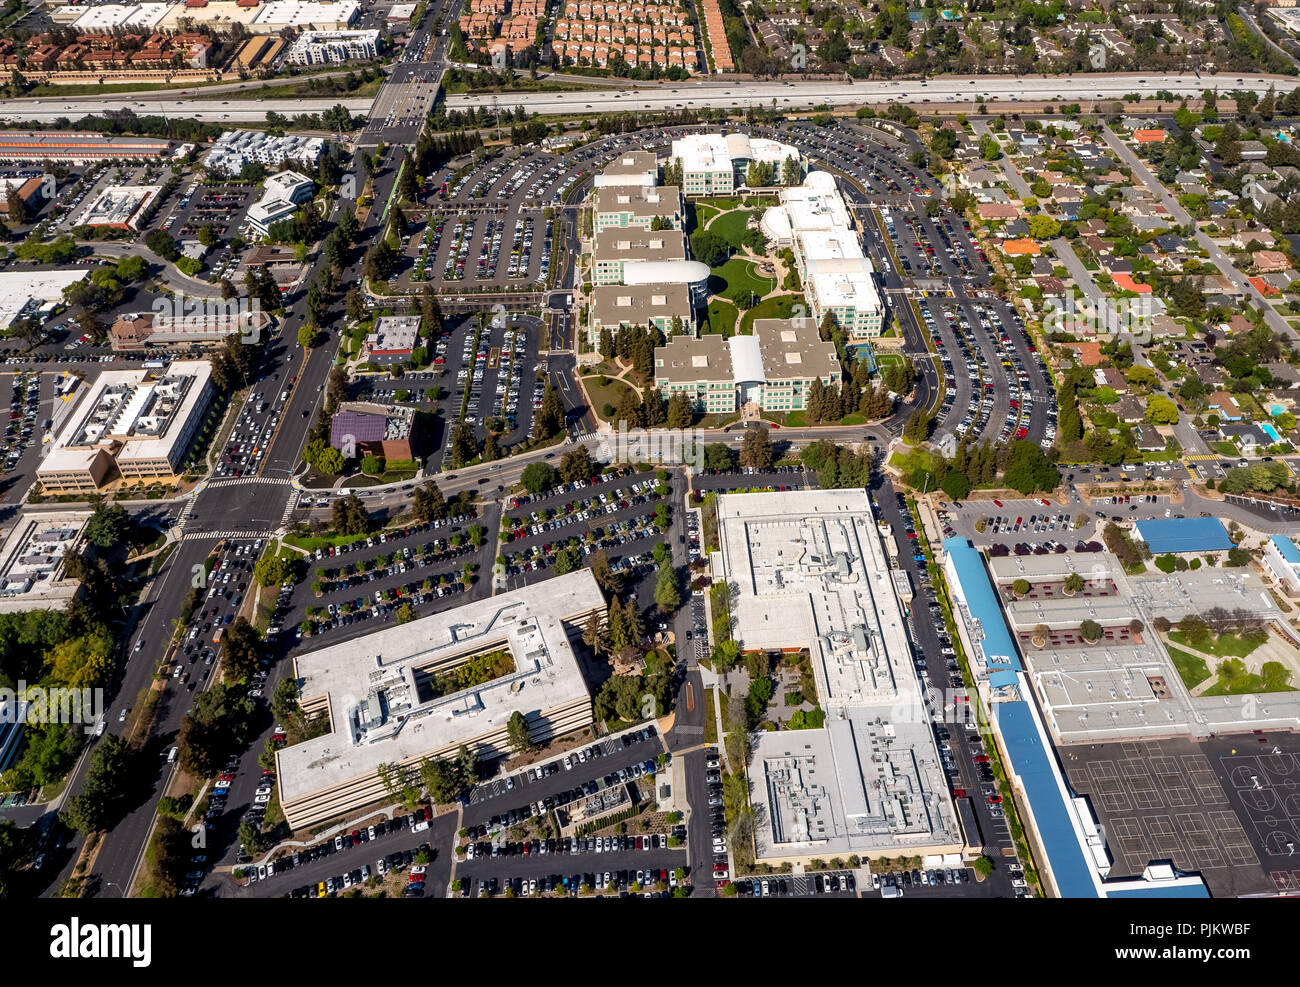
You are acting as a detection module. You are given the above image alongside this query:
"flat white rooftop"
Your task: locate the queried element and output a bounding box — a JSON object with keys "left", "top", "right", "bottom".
{"left": 278, "top": 570, "right": 602, "bottom": 805}
{"left": 712, "top": 490, "right": 961, "bottom": 857}
{"left": 0, "top": 511, "right": 89, "bottom": 612}
{"left": 41, "top": 359, "right": 211, "bottom": 473}
{"left": 0, "top": 269, "right": 87, "bottom": 331}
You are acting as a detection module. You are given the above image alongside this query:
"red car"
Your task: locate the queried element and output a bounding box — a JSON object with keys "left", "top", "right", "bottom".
{"left": 988, "top": 794, "right": 1002, "bottom": 805}
{"left": 953, "top": 788, "right": 967, "bottom": 798}
{"left": 973, "top": 754, "right": 989, "bottom": 763}
{"left": 993, "top": 499, "right": 1003, "bottom": 508}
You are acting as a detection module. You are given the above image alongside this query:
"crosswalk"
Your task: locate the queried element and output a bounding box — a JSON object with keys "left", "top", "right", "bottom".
{"left": 180, "top": 529, "right": 274, "bottom": 542}
{"left": 205, "top": 475, "right": 292, "bottom": 488}
{"left": 278, "top": 491, "right": 299, "bottom": 527}
{"left": 175, "top": 495, "right": 198, "bottom": 526}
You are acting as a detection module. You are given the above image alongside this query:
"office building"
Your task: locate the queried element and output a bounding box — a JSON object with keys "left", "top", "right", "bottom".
{"left": 711, "top": 490, "right": 963, "bottom": 864}
{"left": 246, "top": 169, "right": 315, "bottom": 237}
{"left": 670, "top": 132, "right": 802, "bottom": 195}
{"left": 592, "top": 184, "right": 682, "bottom": 233}
{"left": 37, "top": 361, "right": 213, "bottom": 493}
{"left": 276, "top": 570, "right": 604, "bottom": 829}
{"left": 762, "top": 171, "right": 884, "bottom": 338}
{"left": 653, "top": 317, "right": 840, "bottom": 415}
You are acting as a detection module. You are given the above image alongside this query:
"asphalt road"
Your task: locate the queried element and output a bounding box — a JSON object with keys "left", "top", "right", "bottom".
{"left": 444, "top": 72, "right": 1292, "bottom": 115}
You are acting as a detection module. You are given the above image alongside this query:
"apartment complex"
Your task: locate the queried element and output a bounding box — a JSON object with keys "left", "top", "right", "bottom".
{"left": 762, "top": 171, "right": 884, "bottom": 338}
{"left": 653, "top": 317, "right": 840, "bottom": 415}
{"left": 592, "top": 184, "right": 683, "bottom": 233}
{"left": 276, "top": 570, "right": 604, "bottom": 829}
{"left": 286, "top": 28, "right": 379, "bottom": 64}
{"left": 670, "top": 132, "right": 802, "bottom": 195}
{"left": 551, "top": 1, "right": 699, "bottom": 72}
{"left": 37, "top": 361, "right": 212, "bottom": 493}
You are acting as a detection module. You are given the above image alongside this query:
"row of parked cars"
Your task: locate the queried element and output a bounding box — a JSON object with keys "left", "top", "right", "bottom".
{"left": 465, "top": 831, "right": 673, "bottom": 860}
{"left": 877, "top": 867, "right": 970, "bottom": 890}
{"left": 482, "top": 755, "right": 660, "bottom": 833}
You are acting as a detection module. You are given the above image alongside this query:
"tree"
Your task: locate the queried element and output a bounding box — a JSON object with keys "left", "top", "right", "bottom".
{"left": 689, "top": 230, "right": 728, "bottom": 267}
{"left": 666, "top": 392, "right": 693, "bottom": 429}
{"left": 1012, "top": 578, "right": 1030, "bottom": 597}
{"left": 973, "top": 856, "right": 994, "bottom": 878}
{"left": 654, "top": 562, "right": 681, "bottom": 613}
{"left": 254, "top": 554, "right": 293, "bottom": 588}
{"left": 411, "top": 481, "right": 447, "bottom": 523}
{"left": 739, "top": 426, "right": 773, "bottom": 469}
{"left": 1063, "top": 572, "right": 1085, "bottom": 595}
{"left": 61, "top": 735, "right": 132, "bottom": 833}
{"left": 83, "top": 497, "right": 131, "bottom": 548}
{"left": 520, "top": 462, "right": 557, "bottom": 494}
{"left": 506, "top": 710, "right": 534, "bottom": 753}
{"left": 1080, "top": 619, "right": 1103, "bottom": 643}
{"left": 220, "top": 616, "right": 263, "bottom": 682}
{"left": 1145, "top": 394, "right": 1179, "bottom": 425}
{"left": 297, "top": 324, "right": 318, "bottom": 348}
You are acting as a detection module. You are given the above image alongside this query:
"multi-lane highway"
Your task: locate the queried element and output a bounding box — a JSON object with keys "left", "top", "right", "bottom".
{"left": 445, "top": 72, "right": 1294, "bottom": 115}
{"left": 3, "top": 71, "right": 1291, "bottom": 127}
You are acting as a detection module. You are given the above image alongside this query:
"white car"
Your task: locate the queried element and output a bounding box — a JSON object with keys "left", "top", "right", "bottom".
{"left": 254, "top": 794, "right": 271, "bottom": 804}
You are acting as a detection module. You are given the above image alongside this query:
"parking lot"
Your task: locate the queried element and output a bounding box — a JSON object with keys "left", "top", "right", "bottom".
{"left": 918, "top": 295, "right": 1055, "bottom": 448}
{"left": 499, "top": 467, "right": 673, "bottom": 590}
{"left": 160, "top": 180, "right": 258, "bottom": 246}
{"left": 276, "top": 506, "right": 496, "bottom": 646}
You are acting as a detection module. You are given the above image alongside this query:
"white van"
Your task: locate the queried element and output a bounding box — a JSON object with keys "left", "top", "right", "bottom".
{"left": 167, "top": 746, "right": 178, "bottom": 763}
{"left": 880, "top": 885, "right": 902, "bottom": 898}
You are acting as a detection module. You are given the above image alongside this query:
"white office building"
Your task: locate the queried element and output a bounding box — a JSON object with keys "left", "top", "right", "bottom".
{"left": 762, "top": 171, "right": 884, "bottom": 338}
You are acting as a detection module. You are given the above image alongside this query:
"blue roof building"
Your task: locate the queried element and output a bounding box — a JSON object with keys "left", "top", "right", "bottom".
{"left": 1132, "top": 517, "right": 1233, "bottom": 555}
{"left": 1271, "top": 534, "right": 1300, "bottom": 564}
{"left": 942, "top": 537, "right": 1022, "bottom": 689}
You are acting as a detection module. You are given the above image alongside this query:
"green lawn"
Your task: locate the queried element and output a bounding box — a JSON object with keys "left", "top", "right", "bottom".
{"left": 693, "top": 203, "right": 719, "bottom": 231}
{"left": 1202, "top": 659, "right": 1295, "bottom": 696}
{"left": 708, "top": 209, "right": 759, "bottom": 249}
{"left": 1167, "top": 646, "right": 1211, "bottom": 690}
{"left": 738, "top": 294, "right": 805, "bottom": 335}
{"left": 710, "top": 257, "right": 774, "bottom": 306}
{"left": 1212, "top": 441, "right": 1238, "bottom": 457}
{"left": 582, "top": 373, "right": 637, "bottom": 420}
{"left": 697, "top": 195, "right": 742, "bottom": 210}
{"left": 875, "top": 352, "right": 905, "bottom": 368}
{"left": 1169, "top": 630, "right": 1265, "bottom": 659}
{"left": 704, "top": 298, "right": 739, "bottom": 336}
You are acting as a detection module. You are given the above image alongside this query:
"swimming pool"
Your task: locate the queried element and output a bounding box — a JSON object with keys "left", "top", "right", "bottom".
{"left": 1261, "top": 422, "right": 1281, "bottom": 442}
{"left": 1269, "top": 403, "right": 1287, "bottom": 416}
